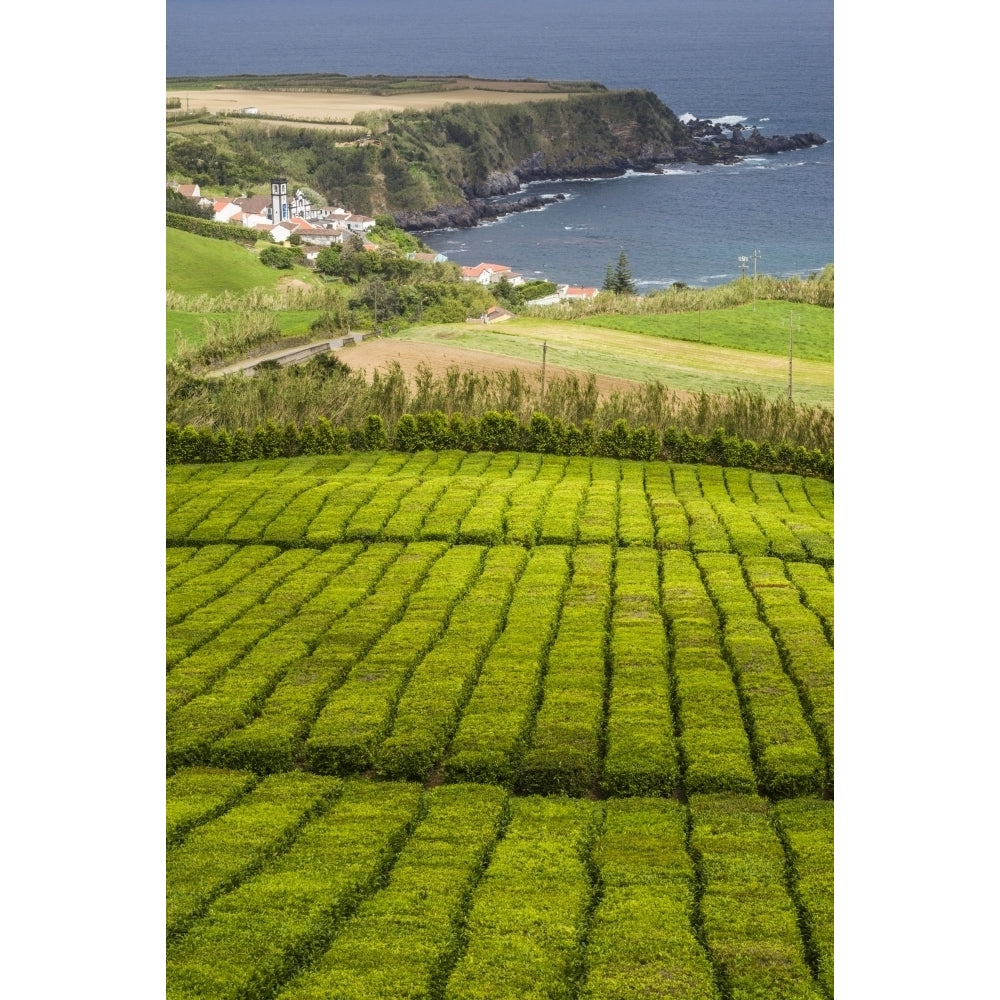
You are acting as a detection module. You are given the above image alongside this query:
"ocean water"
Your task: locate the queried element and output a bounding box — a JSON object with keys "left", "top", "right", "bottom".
{"left": 166, "top": 0, "right": 832, "bottom": 288}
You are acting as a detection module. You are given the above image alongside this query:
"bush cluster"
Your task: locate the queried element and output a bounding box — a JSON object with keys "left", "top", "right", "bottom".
{"left": 167, "top": 412, "right": 833, "bottom": 479}
{"left": 167, "top": 211, "right": 259, "bottom": 246}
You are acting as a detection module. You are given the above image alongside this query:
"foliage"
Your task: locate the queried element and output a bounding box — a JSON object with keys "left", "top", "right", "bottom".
{"left": 602, "top": 250, "right": 637, "bottom": 294}
{"left": 167, "top": 187, "right": 214, "bottom": 219}
{"left": 258, "top": 244, "right": 302, "bottom": 269}
{"left": 167, "top": 211, "right": 258, "bottom": 246}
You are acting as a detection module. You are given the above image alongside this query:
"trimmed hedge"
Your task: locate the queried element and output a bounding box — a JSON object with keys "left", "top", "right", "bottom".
{"left": 167, "top": 412, "right": 833, "bottom": 481}
{"left": 166, "top": 211, "right": 259, "bottom": 245}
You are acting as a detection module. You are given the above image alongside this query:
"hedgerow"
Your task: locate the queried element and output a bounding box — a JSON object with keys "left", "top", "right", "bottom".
{"left": 166, "top": 210, "right": 259, "bottom": 245}
{"left": 166, "top": 413, "right": 833, "bottom": 481}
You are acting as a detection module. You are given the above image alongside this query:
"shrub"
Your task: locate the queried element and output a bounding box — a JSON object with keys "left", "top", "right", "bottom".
{"left": 393, "top": 414, "right": 420, "bottom": 451}
{"left": 363, "top": 414, "right": 388, "bottom": 451}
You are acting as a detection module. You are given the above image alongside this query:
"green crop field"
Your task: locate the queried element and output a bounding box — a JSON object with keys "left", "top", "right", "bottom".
{"left": 166, "top": 450, "right": 833, "bottom": 998}
{"left": 577, "top": 300, "right": 834, "bottom": 363}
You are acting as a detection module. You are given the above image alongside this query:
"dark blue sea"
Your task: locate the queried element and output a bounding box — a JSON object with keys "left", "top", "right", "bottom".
{"left": 166, "top": 0, "right": 832, "bottom": 289}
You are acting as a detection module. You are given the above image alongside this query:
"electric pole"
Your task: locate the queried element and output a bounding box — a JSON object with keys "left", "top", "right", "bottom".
{"left": 541, "top": 341, "right": 548, "bottom": 403}
{"left": 788, "top": 312, "right": 794, "bottom": 402}
{"left": 738, "top": 255, "right": 748, "bottom": 278}
{"left": 752, "top": 248, "right": 760, "bottom": 312}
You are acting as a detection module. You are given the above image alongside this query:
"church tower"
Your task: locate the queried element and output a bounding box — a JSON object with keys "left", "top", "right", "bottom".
{"left": 270, "top": 178, "right": 289, "bottom": 222}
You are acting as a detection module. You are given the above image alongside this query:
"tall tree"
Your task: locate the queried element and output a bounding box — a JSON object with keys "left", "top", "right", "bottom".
{"left": 602, "top": 250, "right": 636, "bottom": 294}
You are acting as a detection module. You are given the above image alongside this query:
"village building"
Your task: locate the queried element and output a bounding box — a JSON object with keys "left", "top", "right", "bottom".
{"left": 459, "top": 262, "right": 524, "bottom": 286}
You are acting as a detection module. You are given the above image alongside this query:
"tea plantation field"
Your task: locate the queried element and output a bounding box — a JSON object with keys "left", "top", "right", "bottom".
{"left": 166, "top": 450, "right": 834, "bottom": 999}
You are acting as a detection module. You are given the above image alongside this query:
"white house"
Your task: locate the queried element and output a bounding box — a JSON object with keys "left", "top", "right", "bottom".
{"left": 213, "top": 199, "right": 242, "bottom": 223}
{"left": 460, "top": 262, "right": 515, "bottom": 285}
{"left": 345, "top": 213, "right": 377, "bottom": 233}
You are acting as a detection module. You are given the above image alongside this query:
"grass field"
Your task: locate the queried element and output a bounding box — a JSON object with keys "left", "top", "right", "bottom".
{"left": 167, "top": 228, "right": 307, "bottom": 296}
{"left": 166, "top": 451, "right": 833, "bottom": 998}
{"left": 165, "top": 76, "right": 596, "bottom": 124}
{"left": 577, "top": 300, "right": 834, "bottom": 363}
{"left": 390, "top": 319, "right": 834, "bottom": 407}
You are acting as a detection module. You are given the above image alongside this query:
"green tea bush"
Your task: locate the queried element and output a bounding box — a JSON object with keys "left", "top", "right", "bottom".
{"left": 582, "top": 798, "right": 719, "bottom": 999}
{"left": 689, "top": 794, "right": 825, "bottom": 999}
{"left": 166, "top": 772, "right": 339, "bottom": 939}
{"left": 166, "top": 767, "right": 258, "bottom": 846}
{"left": 445, "top": 796, "right": 599, "bottom": 999}
{"left": 771, "top": 797, "right": 835, "bottom": 996}
{"left": 303, "top": 545, "right": 483, "bottom": 775}
{"left": 166, "top": 780, "right": 423, "bottom": 1000}
{"left": 203, "top": 544, "right": 406, "bottom": 773}
{"left": 277, "top": 785, "right": 508, "bottom": 1000}
{"left": 603, "top": 547, "right": 679, "bottom": 796}
{"left": 378, "top": 547, "right": 528, "bottom": 780}
{"left": 445, "top": 546, "right": 572, "bottom": 786}
{"left": 518, "top": 545, "right": 611, "bottom": 795}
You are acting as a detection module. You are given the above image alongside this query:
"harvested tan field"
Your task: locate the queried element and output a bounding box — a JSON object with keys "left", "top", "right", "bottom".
{"left": 332, "top": 336, "right": 696, "bottom": 403}
{"left": 166, "top": 87, "right": 575, "bottom": 122}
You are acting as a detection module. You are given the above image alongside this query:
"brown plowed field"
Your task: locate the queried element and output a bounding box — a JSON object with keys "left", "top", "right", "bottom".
{"left": 334, "top": 337, "right": 695, "bottom": 402}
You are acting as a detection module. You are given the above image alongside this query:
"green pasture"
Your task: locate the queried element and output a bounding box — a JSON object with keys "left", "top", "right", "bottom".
{"left": 393, "top": 318, "right": 834, "bottom": 408}
{"left": 167, "top": 309, "right": 325, "bottom": 358}
{"left": 166, "top": 228, "right": 319, "bottom": 297}
{"left": 577, "top": 300, "right": 833, "bottom": 363}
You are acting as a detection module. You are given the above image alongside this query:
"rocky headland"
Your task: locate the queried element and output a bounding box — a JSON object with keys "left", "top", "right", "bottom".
{"left": 394, "top": 118, "right": 826, "bottom": 231}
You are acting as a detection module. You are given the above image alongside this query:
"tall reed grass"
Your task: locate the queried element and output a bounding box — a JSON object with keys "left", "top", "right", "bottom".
{"left": 167, "top": 359, "right": 832, "bottom": 452}
{"left": 522, "top": 271, "right": 833, "bottom": 320}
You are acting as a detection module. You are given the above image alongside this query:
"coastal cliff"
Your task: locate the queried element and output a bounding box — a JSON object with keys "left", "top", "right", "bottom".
{"left": 380, "top": 91, "right": 825, "bottom": 230}
{"left": 166, "top": 87, "right": 825, "bottom": 229}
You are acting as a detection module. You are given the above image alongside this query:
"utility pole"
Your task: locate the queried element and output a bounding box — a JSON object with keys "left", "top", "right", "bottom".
{"left": 738, "top": 255, "right": 748, "bottom": 278}
{"left": 541, "top": 341, "right": 548, "bottom": 403}
{"left": 788, "top": 311, "right": 794, "bottom": 402}
{"left": 752, "top": 248, "right": 760, "bottom": 311}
